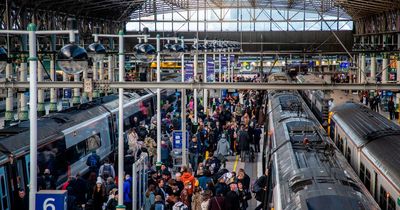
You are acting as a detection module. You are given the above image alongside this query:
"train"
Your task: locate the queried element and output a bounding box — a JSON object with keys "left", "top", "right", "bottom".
{"left": 0, "top": 77, "right": 179, "bottom": 210}
{"left": 330, "top": 102, "right": 400, "bottom": 210}
{"left": 264, "top": 73, "right": 379, "bottom": 210}
{"left": 296, "top": 73, "right": 330, "bottom": 127}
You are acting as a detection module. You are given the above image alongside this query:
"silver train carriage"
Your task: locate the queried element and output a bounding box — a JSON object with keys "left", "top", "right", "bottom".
{"left": 0, "top": 77, "right": 179, "bottom": 210}
{"left": 330, "top": 102, "right": 400, "bottom": 210}
{"left": 266, "top": 88, "right": 378, "bottom": 210}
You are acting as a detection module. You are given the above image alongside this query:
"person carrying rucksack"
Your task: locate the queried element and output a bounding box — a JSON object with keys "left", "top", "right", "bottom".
{"left": 99, "top": 158, "right": 115, "bottom": 180}
{"left": 252, "top": 172, "right": 269, "bottom": 210}
{"left": 150, "top": 195, "right": 165, "bottom": 210}
{"left": 86, "top": 151, "right": 100, "bottom": 175}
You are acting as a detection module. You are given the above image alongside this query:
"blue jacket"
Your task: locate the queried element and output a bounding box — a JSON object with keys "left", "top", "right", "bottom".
{"left": 123, "top": 177, "right": 133, "bottom": 203}
{"left": 198, "top": 175, "right": 212, "bottom": 190}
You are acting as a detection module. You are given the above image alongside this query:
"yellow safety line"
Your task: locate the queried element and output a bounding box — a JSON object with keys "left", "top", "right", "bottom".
{"left": 233, "top": 155, "right": 239, "bottom": 172}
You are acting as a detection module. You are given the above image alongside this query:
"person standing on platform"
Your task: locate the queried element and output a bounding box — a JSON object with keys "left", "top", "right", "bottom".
{"left": 99, "top": 158, "right": 115, "bottom": 180}
{"left": 224, "top": 183, "right": 240, "bottom": 210}
{"left": 388, "top": 97, "right": 396, "bottom": 120}
{"left": 86, "top": 151, "right": 101, "bottom": 175}
{"left": 92, "top": 178, "right": 106, "bottom": 210}
{"left": 123, "top": 174, "right": 133, "bottom": 210}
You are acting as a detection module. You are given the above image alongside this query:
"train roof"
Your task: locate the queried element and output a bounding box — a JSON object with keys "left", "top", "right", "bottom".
{"left": 331, "top": 102, "right": 400, "bottom": 189}
{"left": 269, "top": 92, "right": 378, "bottom": 209}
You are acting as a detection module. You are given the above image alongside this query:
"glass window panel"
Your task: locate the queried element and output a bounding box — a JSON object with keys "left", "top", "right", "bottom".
{"left": 322, "top": 21, "right": 337, "bottom": 30}
{"left": 207, "top": 22, "right": 221, "bottom": 31}
{"left": 141, "top": 22, "right": 155, "bottom": 31}
{"left": 288, "top": 22, "right": 302, "bottom": 31}
{"left": 161, "top": 13, "right": 173, "bottom": 21}
{"left": 255, "top": 9, "right": 270, "bottom": 21}
{"left": 255, "top": 22, "right": 270, "bottom": 31}
{"left": 305, "top": 21, "right": 321, "bottom": 30}
{"left": 174, "top": 22, "right": 188, "bottom": 31}
{"left": 338, "top": 21, "right": 353, "bottom": 30}
{"left": 271, "top": 22, "right": 288, "bottom": 31}
{"left": 141, "top": 16, "right": 154, "bottom": 21}
{"left": 240, "top": 9, "right": 252, "bottom": 21}
{"left": 289, "top": 10, "right": 304, "bottom": 20}
{"left": 126, "top": 22, "right": 140, "bottom": 31}
{"left": 175, "top": 11, "right": 188, "bottom": 21}
{"left": 222, "top": 22, "right": 237, "bottom": 31}
{"left": 323, "top": 14, "right": 338, "bottom": 20}
{"left": 305, "top": 12, "right": 319, "bottom": 20}
{"left": 227, "top": 8, "right": 238, "bottom": 20}
{"left": 240, "top": 22, "right": 251, "bottom": 31}
{"left": 207, "top": 9, "right": 220, "bottom": 21}
{"left": 271, "top": 9, "right": 286, "bottom": 21}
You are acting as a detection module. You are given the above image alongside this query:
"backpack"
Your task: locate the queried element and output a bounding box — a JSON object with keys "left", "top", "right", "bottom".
{"left": 87, "top": 155, "right": 98, "bottom": 168}
{"left": 102, "top": 164, "right": 112, "bottom": 179}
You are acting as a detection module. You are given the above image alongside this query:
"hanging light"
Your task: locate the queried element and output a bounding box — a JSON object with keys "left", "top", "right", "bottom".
{"left": 86, "top": 43, "right": 106, "bottom": 62}
{"left": 164, "top": 43, "right": 173, "bottom": 51}
{"left": 57, "top": 43, "right": 88, "bottom": 74}
{"left": 170, "top": 43, "right": 184, "bottom": 58}
{"left": 0, "top": 47, "right": 8, "bottom": 73}
{"left": 134, "top": 43, "right": 156, "bottom": 63}
{"left": 192, "top": 43, "right": 204, "bottom": 51}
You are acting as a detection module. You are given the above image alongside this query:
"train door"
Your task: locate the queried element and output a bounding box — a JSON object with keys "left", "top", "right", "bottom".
{"left": 0, "top": 167, "right": 10, "bottom": 210}
{"left": 24, "top": 155, "right": 30, "bottom": 184}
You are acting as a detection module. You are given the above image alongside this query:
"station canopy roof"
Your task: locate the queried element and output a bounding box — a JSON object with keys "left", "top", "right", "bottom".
{"left": 11, "top": 0, "right": 400, "bottom": 21}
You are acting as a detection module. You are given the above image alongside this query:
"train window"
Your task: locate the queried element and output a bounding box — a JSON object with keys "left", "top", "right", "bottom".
{"left": 380, "top": 186, "right": 387, "bottom": 209}
{"left": 388, "top": 196, "right": 395, "bottom": 210}
{"left": 359, "top": 163, "right": 365, "bottom": 183}
{"left": 365, "top": 169, "right": 371, "bottom": 192}
{"left": 37, "top": 139, "right": 68, "bottom": 184}
{"left": 87, "top": 135, "right": 101, "bottom": 152}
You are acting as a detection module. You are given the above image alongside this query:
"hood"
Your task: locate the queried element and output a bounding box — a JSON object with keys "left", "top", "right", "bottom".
{"left": 220, "top": 138, "right": 227, "bottom": 143}
{"left": 181, "top": 172, "right": 194, "bottom": 182}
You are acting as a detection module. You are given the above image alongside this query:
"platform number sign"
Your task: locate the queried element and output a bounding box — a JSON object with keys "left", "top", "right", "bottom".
{"left": 36, "top": 190, "right": 67, "bottom": 210}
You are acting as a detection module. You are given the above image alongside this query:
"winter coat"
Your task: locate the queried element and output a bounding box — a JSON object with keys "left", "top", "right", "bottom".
{"left": 144, "top": 192, "right": 155, "bottom": 210}
{"left": 208, "top": 196, "right": 225, "bottom": 210}
{"left": 216, "top": 138, "right": 230, "bottom": 157}
{"left": 238, "top": 130, "right": 250, "bottom": 151}
{"left": 224, "top": 191, "right": 240, "bottom": 210}
{"left": 238, "top": 189, "right": 251, "bottom": 209}
{"left": 144, "top": 137, "right": 157, "bottom": 157}
{"left": 128, "top": 131, "right": 139, "bottom": 154}
{"left": 191, "top": 191, "right": 202, "bottom": 210}
{"left": 181, "top": 172, "right": 195, "bottom": 195}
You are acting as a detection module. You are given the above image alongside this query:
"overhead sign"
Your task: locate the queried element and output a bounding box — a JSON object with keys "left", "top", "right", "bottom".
{"left": 221, "top": 55, "right": 228, "bottom": 73}
{"left": 36, "top": 190, "right": 67, "bottom": 210}
{"left": 206, "top": 57, "right": 215, "bottom": 82}
{"left": 184, "top": 62, "right": 194, "bottom": 82}
{"left": 172, "top": 130, "right": 189, "bottom": 149}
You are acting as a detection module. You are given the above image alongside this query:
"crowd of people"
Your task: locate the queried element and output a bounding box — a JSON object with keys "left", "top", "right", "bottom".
{"left": 27, "top": 74, "right": 269, "bottom": 210}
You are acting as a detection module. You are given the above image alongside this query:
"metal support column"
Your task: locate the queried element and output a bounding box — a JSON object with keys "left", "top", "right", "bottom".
{"left": 72, "top": 74, "right": 81, "bottom": 106}
{"left": 4, "top": 63, "right": 13, "bottom": 126}
{"left": 370, "top": 54, "right": 377, "bottom": 82}
{"left": 37, "top": 56, "right": 45, "bottom": 116}
{"left": 49, "top": 56, "right": 58, "bottom": 113}
{"left": 181, "top": 38, "right": 187, "bottom": 166}
{"left": 117, "top": 30, "right": 125, "bottom": 205}
{"left": 108, "top": 55, "right": 114, "bottom": 94}
{"left": 361, "top": 54, "right": 366, "bottom": 84}
{"left": 203, "top": 41, "right": 208, "bottom": 114}
{"left": 99, "top": 59, "right": 104, "bottom": 96}
{"left": 19, "top": 62, "right": 28, "bottom": 121}
{"left": 28, "top": 23, "right": 38, "bottom": 210}
{"left": 93, "top": 61, "right": 99, "bottom": 98}
{"left": 156, "top": 34, "right": 162, "bottom": 164}
{"left": 62, "top": 71, "right": 70, "bottom": 109}
{"left": 382, "top": 53, "right": 388, "bottom": 84}
{"left": 193, "top": 38, "right": 198, "bottom": 123}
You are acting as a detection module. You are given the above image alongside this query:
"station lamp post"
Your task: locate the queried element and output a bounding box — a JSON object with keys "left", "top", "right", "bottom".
{"left": 0, "top": 23, "right": 85, "bottom": 210}
{"left": 92, "top": 31, "right": 153, "bottom": 208}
